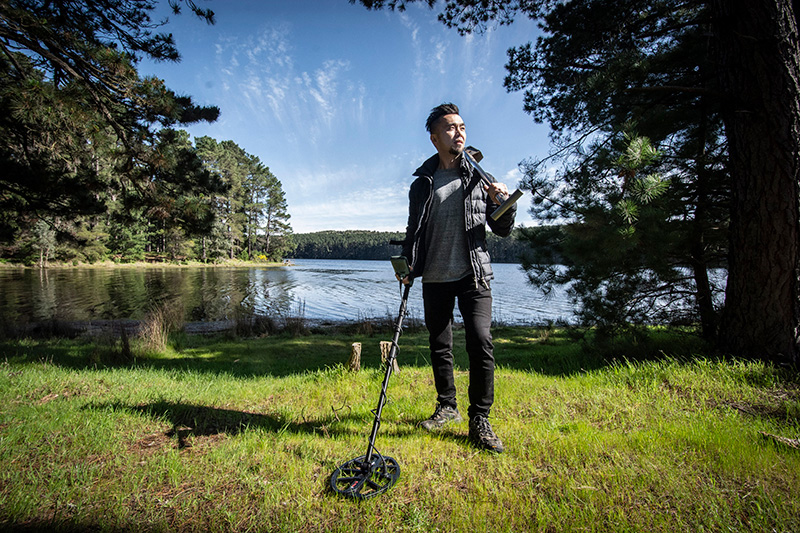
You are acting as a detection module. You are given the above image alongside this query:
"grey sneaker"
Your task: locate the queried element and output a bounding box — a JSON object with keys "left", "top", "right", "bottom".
{"left": 469, "top": 415, "right": 504, "bottom": 453}
{"left": 418, "top": 404, "right": 463, "bottom": 431}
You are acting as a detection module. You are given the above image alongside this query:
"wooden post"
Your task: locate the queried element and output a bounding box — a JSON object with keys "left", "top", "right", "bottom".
{"left": 380, "top": 341, "right": 400, "bottom": 373}
{"left": 348, "top": 342, "right": 361, "bottom": 372}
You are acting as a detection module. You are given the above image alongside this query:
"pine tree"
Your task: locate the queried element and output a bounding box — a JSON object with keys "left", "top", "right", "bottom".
{"left": 0, "top": 1, "right": 219, "bottom": 240}
{"left": 195, "top": 137, "right": 293, "bottom": 262}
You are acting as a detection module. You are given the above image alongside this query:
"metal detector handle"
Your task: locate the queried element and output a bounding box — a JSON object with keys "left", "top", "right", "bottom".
{"left": 390, "top": 255, "right": 413, "bottom": 287}
{"left": 364, "top": 281, "right": 410, "bottom": 463}
{"left": 463, "top": 149, "right": 524, "bottom": 221}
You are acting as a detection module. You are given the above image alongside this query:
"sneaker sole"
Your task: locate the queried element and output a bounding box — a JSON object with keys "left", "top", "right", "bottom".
{"left": 418, "top": 415, "right": 463, "bottom": 431}
{"left": 470, "top": 439, "right": 504, "bottom": 453}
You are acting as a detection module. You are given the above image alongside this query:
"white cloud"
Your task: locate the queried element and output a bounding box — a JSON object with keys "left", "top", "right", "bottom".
{"left": 265, "top": 76, "right": 290, "bottom": 123}
{"left": 433, "top": 41, "right": 447, "bottom": 73}
{"left": 281, "top": 155, "right": 415, "bottom": 233}
{"left": 209, "top": 23, "right": 370, "bottom": 153}
{"left": 503, "top": 166, "right": 524, "bottom": 187}
{"left": 305, "top": 59, "right": 350, "bottom": 127}
{"left": 287, "top": 178, "right": 409, "bottom": 233}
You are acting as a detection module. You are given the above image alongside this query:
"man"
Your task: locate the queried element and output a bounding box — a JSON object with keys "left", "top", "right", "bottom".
{"left": 398, "top": 103, "right": 516, "bottom": 453}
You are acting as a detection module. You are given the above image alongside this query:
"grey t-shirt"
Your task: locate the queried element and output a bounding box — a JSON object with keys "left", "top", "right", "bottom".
{"left": 423, "top": 168, "right": 472, "bottom": 283}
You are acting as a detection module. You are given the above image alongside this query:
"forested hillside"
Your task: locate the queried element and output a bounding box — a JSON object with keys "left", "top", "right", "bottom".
{"left": 289, "top": 229, "right": 534, "bottom": 263}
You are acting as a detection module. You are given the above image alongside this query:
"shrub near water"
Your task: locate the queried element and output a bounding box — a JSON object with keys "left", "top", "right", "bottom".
{"left": 0, "top": 328, "right": 798, "bottom": 532}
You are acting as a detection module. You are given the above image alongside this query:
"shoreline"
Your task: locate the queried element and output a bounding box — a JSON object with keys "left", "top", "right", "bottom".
{"left": 0, "top": 259, "right": 291, "bottom": 269}
{"left": 4, "top": 316, "right": 424, "bottom": 337}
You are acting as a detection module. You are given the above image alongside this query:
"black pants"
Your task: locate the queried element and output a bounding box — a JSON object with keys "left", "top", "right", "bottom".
{"left": 422, "top": 276, "right": 494, "bottom": 419}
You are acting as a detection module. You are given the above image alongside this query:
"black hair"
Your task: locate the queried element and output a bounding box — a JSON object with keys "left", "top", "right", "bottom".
{"left": 425, "top": 102, "right": 460, "bottom": 133}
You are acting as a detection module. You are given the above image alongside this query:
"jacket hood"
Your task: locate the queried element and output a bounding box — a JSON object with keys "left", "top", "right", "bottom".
{"left": 413, "top": 154, "right": 440, "bottom": 178}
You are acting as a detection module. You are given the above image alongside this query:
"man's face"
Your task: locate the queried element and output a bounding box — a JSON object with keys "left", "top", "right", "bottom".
{"left": 430, "top": 114, "right": 466, "bottom": 156}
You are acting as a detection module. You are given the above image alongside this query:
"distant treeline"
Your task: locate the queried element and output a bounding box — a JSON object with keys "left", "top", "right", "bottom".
{"left": 288, "top": 229, "right": 535, "bottom": 263}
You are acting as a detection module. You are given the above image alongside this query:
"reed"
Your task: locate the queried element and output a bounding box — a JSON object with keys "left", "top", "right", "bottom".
{"left": 135, "top": 299, "right": 185, "bottom": 354}
{"left": 281, "top": 300, "right": 309, "bottom": 337}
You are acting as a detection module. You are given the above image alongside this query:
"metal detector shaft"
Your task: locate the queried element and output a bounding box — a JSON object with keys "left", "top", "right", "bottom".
{"left": 364, "top": 283, "right": 410, "bottom": 463}
{"left": 463, "top": 150, "right": 524, "bottom": 221}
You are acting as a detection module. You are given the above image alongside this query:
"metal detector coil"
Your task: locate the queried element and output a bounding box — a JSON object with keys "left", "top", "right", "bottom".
{"left": 464, "top": 146, "right": 524, "bottom": 221}
{"left": 330, "top": 279, "right": 411, "bottom": 500}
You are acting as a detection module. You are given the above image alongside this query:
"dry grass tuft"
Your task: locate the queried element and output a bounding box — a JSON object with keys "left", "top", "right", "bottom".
{"left": 136, "top": 300, "right": 185, "bottom": 354}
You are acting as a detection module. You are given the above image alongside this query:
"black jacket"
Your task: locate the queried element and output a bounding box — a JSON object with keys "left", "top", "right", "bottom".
{"left": 400, "top": 152, "right": 516, "bottom": 285}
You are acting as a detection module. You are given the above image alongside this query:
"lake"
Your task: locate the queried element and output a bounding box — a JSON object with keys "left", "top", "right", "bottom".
{"left": 0, "top": 259, "right": 574, "bottom": 327}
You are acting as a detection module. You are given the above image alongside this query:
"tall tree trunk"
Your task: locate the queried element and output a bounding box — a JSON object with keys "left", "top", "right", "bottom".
{"left": 691, "top": 97, "right": 719, "bottom": 340}
{"left": 265, "top": 211, "right": 272, "bottom": 257}
{"left": 248, "top": 210, "right": 254, "bottom": 258}
{"left": 714, "top": 0, "right": 800, "bottom": 364}
{"left": 227, "top": 201, "right": 234, "bottom": 260}
{"left": 691, "top": 243, "right": 716, "bottom": 339}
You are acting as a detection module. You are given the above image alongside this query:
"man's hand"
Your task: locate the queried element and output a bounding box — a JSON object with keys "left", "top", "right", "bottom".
{"left": 395, "top": 266, "right": 413, "bottom": 285}
{"left": 484, "top": 182, "right": 509, "bottom": 205}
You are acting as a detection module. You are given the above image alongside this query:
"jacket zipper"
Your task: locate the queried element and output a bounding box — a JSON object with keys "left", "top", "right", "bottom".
{"left": 410, "top": 176, "right": 434, "bottom": 274}
{"left": 462, "top": 162, "right": 488, "bottom": 289}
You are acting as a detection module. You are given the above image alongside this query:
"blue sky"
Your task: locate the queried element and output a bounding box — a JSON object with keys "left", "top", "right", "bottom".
{"left": 140, "top": 0, "right": 551, "bottom": 233}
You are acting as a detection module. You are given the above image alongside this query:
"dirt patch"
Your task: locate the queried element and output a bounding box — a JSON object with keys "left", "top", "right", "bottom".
{"left": 715, "top": 387, "right": 800, "bottom": 427}
{"left": 37, "top": 392, "right": 73, "bottom": 405}
{"left": 185, "top": 432, "right": 228, "bottom": 451}
{"left": 165, "top": 426, "right": 231, "bottom": 450}
{"left": 131, "top": 429, "right": 229, "bottom": 456}
{"left": 132, "top": 432, "right": 172, "bottom": 457}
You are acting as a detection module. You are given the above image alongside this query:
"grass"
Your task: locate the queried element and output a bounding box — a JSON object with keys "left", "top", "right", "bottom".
{"left": 0, "top": 326, "right": 798, "bottom": 532}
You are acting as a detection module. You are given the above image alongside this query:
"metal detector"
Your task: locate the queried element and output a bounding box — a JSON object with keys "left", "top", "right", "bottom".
{"left": 329, "top": 257, "right": 412, "bottom": 500}
{"left": 464, "top": 146, "right": 524, "bottom": 221}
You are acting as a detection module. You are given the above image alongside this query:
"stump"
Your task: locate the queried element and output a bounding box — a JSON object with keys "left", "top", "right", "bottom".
{"left": 380, "top": 341, "right": 401, "bottom": 373}
{"left": 348, "top": 342, "right": 361, "bottom": 372}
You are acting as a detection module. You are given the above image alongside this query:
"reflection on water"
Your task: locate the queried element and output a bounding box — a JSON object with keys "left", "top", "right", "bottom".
{"left": 0, "top": 259, "right": 574, "bottom": 325}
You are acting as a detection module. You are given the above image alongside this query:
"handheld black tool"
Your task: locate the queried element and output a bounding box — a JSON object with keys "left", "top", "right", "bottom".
{"left": 464, "top": 146, "right": 524, "bottom": 221}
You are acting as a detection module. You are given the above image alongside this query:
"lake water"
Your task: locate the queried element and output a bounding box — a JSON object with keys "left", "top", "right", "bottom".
{"left": 0, "top": 259, "right": 574, "bottom": 326}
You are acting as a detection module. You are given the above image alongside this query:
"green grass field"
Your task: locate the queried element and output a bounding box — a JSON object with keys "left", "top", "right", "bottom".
{"left": 1, "top": 326, "right": 798, "bottom": 532}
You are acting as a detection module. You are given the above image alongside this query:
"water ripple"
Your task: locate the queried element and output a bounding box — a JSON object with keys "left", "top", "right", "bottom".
{"left": 0, "top": 259, "right": 575, "bottom": 326}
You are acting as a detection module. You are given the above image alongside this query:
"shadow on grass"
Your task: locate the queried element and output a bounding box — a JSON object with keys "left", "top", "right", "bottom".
{"left": 85, "top": 398, "right": 425, "bottom": 447}
{"left": 2, "top": 324, "right": 718, "bottom": 378}
{"left": 86, "top": 399, "right": 372, "bottom": 446}
{"left": 0, "top": 332, "right": 404, "bottom": 378}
